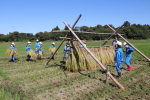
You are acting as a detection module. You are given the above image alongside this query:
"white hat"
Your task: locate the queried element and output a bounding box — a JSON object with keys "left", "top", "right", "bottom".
{"left": 27, "top": 41, "right": 31, "bottom": 44}
{"left": 11, "top": 42, "right": 15, "bottom": 45}
{"left": 123, "top": 42, "right": 127, "bottom": 45}
{"left": 52, "top": 42, "right": 55, "bottom": 44}
{"left": 36, "top": 39, "right": 39, "bottom": 41}
{"left": 39, "top": 42, "right": 42, "bottom": 44}
{"left": 116, "top": 41, "right": 122, "bottom": 46}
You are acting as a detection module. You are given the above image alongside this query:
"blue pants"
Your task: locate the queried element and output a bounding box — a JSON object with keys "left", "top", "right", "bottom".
{"left": 27, "top": 55, "right": 31, "bottom": 59}
{"left": 116, "top": 61, "right": 122, "bottom": 73}
{"left": 64, "top": 53, "right": 69, "bottom": 59}
{"left": 35, "top": 49, "right": 39, "bottom": 53}
{"left": 125, "top": 54, "right": 132, "bottom": 66}
{"left": 11, "top": 55, "right": 15, "bottom": 61}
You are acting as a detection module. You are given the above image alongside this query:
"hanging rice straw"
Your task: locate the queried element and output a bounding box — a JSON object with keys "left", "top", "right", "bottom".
{"left": 65, "top": 41, "right": 115, "bottom": 72}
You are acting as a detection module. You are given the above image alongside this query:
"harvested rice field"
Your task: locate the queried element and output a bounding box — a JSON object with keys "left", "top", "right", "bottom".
{"left": 0, "top": 39, "right": 150, "bottom": 100}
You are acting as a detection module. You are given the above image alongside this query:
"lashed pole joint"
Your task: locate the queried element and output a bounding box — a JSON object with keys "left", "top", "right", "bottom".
{"left": 107, "top": 24, "right": 150, "bottom": 62}
{"left": 63, "top": 21, "right": 125, "bottom": 89}
{"left": 45, "top": 14, "right": 82, "bottom": 65}
{"left": 101, "top": 22, "right": 126, "bottom": 47}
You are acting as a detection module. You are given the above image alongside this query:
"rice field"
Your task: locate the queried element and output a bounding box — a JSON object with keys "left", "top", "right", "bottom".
{"left": 0, "top": 39, "right": 150, "bottom": 100}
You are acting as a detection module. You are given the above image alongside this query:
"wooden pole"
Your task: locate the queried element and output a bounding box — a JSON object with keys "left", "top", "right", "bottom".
{"left": 63, "top": 21, "right": 125, "bottom": 89}
{"left": 101, "top": 22, "right": 126, "bottom": 46}
{"left": 107, "top": 24, "right": 150, "bottom": 62}
{"left": 45, "top": 14, "right": 82, "bottom": 65}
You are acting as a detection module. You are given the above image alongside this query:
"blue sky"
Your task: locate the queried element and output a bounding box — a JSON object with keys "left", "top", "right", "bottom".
{"left": 0, "top": 0, "right": 150, "bottom": 35}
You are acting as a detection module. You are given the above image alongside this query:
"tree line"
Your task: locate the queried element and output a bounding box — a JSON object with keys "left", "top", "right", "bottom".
{"left": 0, "top": 21, "right": 150, "bottom": 42}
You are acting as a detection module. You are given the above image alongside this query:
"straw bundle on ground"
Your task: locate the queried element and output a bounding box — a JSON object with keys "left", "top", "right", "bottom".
{"left": 66, "top": 41, "right": 115, "bottom": 72}
{"left": 28, "top": 49, "right": 37, "bottom": 60}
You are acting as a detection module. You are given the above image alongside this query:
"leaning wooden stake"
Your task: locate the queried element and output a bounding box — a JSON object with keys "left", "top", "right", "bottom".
{"left": 45, "top": 14, "right": 82, "bottom": 65}
{"left": 101, "top": 22, "right": 126, "bottom": 46}
{"left": 63, "top": 21, "right": 125, "bottom": 89}
{"left": 107, "top": 24, "right": 150, "bottom": 62}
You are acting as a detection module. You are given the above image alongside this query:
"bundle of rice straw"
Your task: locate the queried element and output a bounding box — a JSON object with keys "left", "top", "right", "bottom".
{"left": 49, "top": 47, "right": 56, "bottom": 53}
{"left": 6, "top": 49, "right": 15, "bottom": 57}
{"left": 66, "top": 41, "right": 115, "bottom": 72}
{"left": 39, "top": 51, "right": 44, "bottom": 56}
{"left": 28, "top": 49, "right": 37, "bottom": 60}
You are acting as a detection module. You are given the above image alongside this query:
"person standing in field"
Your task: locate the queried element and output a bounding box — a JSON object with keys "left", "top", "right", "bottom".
{"left": 9, "top": 42, "right": 17, "bottom": 62}
{"left": 26, "top": 41, "right": 31, "bottom": 61}
{"left": 115, "top": 41, "right": 124, "bottom": 78}
{"left": 112, "top": 37, "right": 118, "bottom": 50}
{"left": 35, "top": 39, "right": 40, "bottom": 53}
{"left": 63, "top": 42, "right": 71, "bottom": 60}
{"left": 37, "top": 42, "right": 43, "bottom": 59}
{"left": 49, "top": 42, "right": 56, "bottom": 60}
{"left": 123, "top": 42, "right": 134, "bottom": 71}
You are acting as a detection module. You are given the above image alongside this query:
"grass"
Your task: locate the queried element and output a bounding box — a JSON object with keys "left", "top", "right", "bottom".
{"left": 0, "top": 39, "right": 150, "bottom": 99}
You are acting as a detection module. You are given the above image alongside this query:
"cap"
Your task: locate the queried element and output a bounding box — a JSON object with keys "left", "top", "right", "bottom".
{"left": 39, "top": 42, "right": 42, "bottom": 44}
{"left": 52, "top": 42, "right": 55, "bottom": 44}
{"left": 36, "top": 39, "right": 39, "bottom": 41}
{"left": 11, "top": 42, "right": 15, "bottom": 45}
{"left": 116, "top": 41, "right": 122, "bottom": 46}
{"left": 27, "top": 41, "right": 31, "bottom": 44}
{"left": 123, "top": 42, "right": 127, "bottom": 45}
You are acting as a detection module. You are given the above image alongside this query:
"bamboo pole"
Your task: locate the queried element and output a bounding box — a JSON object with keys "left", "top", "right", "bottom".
{"left": 101, "top": 22, "right": 126, "bottom": 46}
{"left": 59, "top": 37, "right": 72, "bottom": 39}
{"left": 107, "top": 24, "right": 150, "bottom": 62}
{"left": 45, "top": 14, "right": 82, "bottom": 65}
{"left": 63, "top": 21, "right": 125, "bottom": 89}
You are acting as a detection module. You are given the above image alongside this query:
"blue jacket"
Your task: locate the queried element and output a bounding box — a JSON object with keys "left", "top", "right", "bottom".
{"left": 50, "top": 45, "right": 55, "bottom": 48}
{"left": 125, "top": 46, "right": 134, "bottom": 56}
{"left": 9, "top": 45, "right": 16, "bottom": 50}
{"left": 115, "top": 47, "right": 124, "bottom": 63}
{"left": 35, "top": 42, "right": 40, "bottom": 49}
{"left": 64, "top": 46, "right": 70, "bottom": 52}
{"left": 39, "top": 45, "right": 42, "bottom": 51}
{"left": 26, "top": 45, "right": 31, "bottom": 52}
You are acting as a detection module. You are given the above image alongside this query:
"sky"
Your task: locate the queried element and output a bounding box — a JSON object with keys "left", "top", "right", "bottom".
{"left": 0, "top": 0, "right": 150, "bottom": 35}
